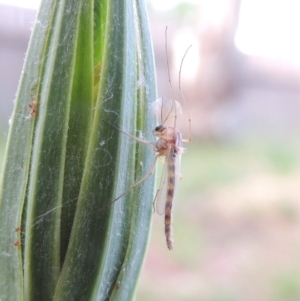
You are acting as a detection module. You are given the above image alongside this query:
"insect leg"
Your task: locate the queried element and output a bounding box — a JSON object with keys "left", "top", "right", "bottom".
{"left": 94, "top": 154, "right": 160, "bottom": 213}
{"left": 103, "top": 120, "right": 156, "bottom": 150}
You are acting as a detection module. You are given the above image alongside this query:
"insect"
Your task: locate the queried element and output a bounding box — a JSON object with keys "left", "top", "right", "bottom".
{"left": 152, "top": 30, "right": 191, "bottom": 250}
{"left": 14, "top": 241, "right": 21, "bottom": 247}
{"left": 106, "top": 28, "right": 191, "bottom": 250}
{"left": 29, "top": 97, "right": 38, "bottom": 117}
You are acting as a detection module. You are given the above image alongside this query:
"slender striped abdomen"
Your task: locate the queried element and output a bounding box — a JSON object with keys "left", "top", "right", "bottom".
{"left": 165, "top": 153, "right": 176, "bottom": 250}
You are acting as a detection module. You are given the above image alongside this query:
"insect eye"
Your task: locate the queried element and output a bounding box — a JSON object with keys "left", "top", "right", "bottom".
{"left": 155, "top": 125, "right": 163, "bottom": 132}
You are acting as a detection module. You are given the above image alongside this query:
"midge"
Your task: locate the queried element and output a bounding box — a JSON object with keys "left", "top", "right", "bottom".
{"left": 107, "top": 28, "right": 191, "bottom": 250}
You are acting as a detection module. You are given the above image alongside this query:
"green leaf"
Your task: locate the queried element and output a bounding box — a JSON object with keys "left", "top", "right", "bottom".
{"left": 23, "top": 1, "right": 94, "bottom": 300}
{"left": 0, "top": 0, "right": 156, "bottom": 300}
{"left": 108, "top": 1, "right": 157, "bottom": 300}
{"left": 0, "top": 0, "right": 58, "bottom": 300}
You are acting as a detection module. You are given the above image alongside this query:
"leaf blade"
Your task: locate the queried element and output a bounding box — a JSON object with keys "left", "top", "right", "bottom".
{"left": 0, "top": 1, "right": 58, "bottom": 300}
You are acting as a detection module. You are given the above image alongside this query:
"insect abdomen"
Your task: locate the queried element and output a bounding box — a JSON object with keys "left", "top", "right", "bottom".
{"left": 165, "top": 155, "right": 176, "bottom": 250}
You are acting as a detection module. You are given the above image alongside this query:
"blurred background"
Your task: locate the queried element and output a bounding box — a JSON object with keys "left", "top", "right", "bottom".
{"left": 1, "top": 0, "right": 300, "bottom": 300}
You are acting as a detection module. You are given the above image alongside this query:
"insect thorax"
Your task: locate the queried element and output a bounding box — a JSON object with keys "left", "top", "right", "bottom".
{"left": 155, "top": 126, "right": 183, "bottom": 155}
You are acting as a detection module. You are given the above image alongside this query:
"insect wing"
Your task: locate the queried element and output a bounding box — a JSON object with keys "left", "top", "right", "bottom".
{"left": 155, "top": 155, "right": 169, "bottom": 215}
{"left": 151, "top": 98, "right": 182, "bottom": 127}
{"left": 172, "top": 151, "right": 182, "bottom": 208}
{"left": 155, "top": 150, "right": 182, "bottom": 215}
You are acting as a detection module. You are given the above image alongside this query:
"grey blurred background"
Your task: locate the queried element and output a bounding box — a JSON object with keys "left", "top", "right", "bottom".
{"left": 1, "top": 1, "right": 300, "bottom": 300}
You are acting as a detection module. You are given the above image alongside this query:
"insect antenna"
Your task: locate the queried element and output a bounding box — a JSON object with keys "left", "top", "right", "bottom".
{"left": 163, "top": 26, "right": 176, "bottom": 127}
{"left": 164, "top": 27, "right": 192, "bottom": 139}
{"left": 179, "top": 45, "right": 192, "bottom": 143}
